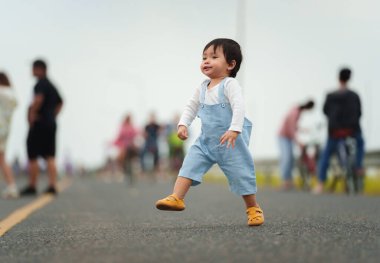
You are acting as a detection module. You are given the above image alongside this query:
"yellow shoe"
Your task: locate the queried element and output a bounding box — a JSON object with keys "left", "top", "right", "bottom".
{"left": 246, "top": 206, "right": 264, "bottom": 226}
{"left": 155, "top": 194, "right": 185, "bottom": 211}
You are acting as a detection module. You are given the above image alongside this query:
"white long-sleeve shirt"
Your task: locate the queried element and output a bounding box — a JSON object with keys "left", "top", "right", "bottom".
{"left": 0, "top": 86, "right": 18, "bottom": 138}
{"left": 178, "top": 77, "right": 245, "bottom": 132}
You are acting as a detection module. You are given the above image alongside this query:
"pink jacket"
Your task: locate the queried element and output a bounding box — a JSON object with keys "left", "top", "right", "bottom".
{"left": 278, "top": 106, "right": 301, "bottom": 140}
{"left": 114, "top": 124, "right": 139, "bottom": 149}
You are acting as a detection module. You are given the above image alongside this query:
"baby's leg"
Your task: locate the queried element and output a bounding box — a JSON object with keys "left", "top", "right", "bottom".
{"left": 156, "top": 141, "right": 211, "bottom": 211}
{"left": 173, "top": 176, "right": 192, "bottom": 199}
{"left": 242, "top": 194, "right": 259, "bottom": 209}
{"left": 243, "top": 194, "right": 265, "bottom": 226}
{"left": 156, "top": 176, "right": 191, "bottom": 211}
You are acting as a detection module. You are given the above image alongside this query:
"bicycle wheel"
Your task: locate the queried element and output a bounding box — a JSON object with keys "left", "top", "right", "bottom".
{"left": 344, "top": 137, "right": 357, "bottom": 194}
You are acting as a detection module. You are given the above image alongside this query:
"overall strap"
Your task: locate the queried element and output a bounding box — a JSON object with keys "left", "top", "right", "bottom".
{"left": 199, "top": 80, "right": 209, "bottom": 104}
{"left": 217, "top": 78, "right": 228, "bottom": 105}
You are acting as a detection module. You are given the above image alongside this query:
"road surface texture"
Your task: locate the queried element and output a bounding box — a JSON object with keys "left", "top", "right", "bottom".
{"left": 1, "top": 176, "right": 379, "bottom": 263}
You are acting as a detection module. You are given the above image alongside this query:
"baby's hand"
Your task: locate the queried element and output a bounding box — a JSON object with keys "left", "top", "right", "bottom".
{"left": 177, "top": 125, "right": 188, "bottom": 140}
{"left": 220, "top": 130, "right": 239, "bottom": 148}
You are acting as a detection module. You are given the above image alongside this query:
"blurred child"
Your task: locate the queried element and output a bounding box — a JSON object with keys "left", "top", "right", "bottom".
{"left": 114, "top": 114, "right": 139, "bottom": 183}
{"left": 166, "top": 114, "right": 185, "bottom": 174}
{"left": 0, "top": 72, "right": 19, "bottom": 198}
{"left": 155, "top": 38, "right": 264, "bottom": 226}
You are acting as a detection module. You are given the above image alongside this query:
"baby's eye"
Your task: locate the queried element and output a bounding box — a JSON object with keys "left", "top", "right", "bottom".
{"left": 202, "top": 57, "right": 206, "bottom": 60}
{"left": 212, "top": 56, "right": 218, "bottom": 59}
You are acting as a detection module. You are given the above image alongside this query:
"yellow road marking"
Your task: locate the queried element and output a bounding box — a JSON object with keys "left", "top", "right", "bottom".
{"left": 0, "top": 178, "right": 72, "bottom": 237}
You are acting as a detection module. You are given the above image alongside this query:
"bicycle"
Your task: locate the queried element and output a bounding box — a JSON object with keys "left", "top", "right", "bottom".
{"left": 329, "top": 136, "right": 364, "bottom": 194}
{"left": 122, "top": 146, "right": 139, "bottom": 186}
{"left": 296, "top": 123, "right": 323, "bottom": 191}
{"left": 297, "top": 143, "right": 320, "bottom": 191}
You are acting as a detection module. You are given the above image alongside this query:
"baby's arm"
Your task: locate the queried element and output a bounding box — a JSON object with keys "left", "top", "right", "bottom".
{"left": 220, "top": 79, "right": 245, "bottom": 148}
{"left": 177, "top": 87, "right": 201, "bottom": 140}
{"left": 226, "top": 78, "right": 245, "bottom": 132}
{"left": 177, "top": 125, "right": 188, "bottom": 140}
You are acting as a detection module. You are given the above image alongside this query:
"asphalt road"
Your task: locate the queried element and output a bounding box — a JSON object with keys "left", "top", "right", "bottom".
{"left": 0, "top": 175, "right": 379, "bottom": 263}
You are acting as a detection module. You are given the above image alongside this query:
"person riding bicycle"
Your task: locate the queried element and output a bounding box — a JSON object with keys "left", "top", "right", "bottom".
{"left": 314, "top": 67, "right": 365, "bottom": 194}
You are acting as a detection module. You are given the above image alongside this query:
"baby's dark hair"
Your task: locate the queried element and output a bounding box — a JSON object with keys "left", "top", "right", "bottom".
{"left": 203, "top": 38, "right": 242, "bottom": 78}
{"left": 339, "top": 67, "right": 351, "bottom": 82}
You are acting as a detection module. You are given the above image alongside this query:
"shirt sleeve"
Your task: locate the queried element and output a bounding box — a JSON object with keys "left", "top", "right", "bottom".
{"left": 0, "top": 89, "right": 17, "bottom": 111}
{"left": 178, "top": 86, "right": 200, "bottom": 128}
{"left": 56, "top": 89, "right": 63, "bottom": 104}
{"left": 323, "top": 93, "right": 330, "bottom": 116}
{"left": 12, "top": 91, "right": 18, "bottom": 109}
{"left": 356, "top": 93, "right": 362, "bottom": 118}
{"left": 34, "top": 81, "right": 46, "bottom": 96}
{"left": 224, "top": 78, "right": 245, "bottom": 132}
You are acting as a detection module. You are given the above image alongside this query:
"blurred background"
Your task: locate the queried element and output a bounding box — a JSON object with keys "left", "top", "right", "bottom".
{"left": 1, "top": 0, "right": 379, "bottom": 176}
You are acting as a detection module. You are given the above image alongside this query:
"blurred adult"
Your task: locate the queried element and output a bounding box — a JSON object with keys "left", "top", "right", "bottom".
{"left": 278, "top": 100, "right": 315, "bottom": 190}
{"left": 21, "top": 60, "right": 63, "bottom": 196}
{"left": 314, "top": 68, "right": 365, "bottom": 194}
{"left": 140, "top": 112, "right": 161, "bottom": 173}
{"left": 0, "top": 72, "right": 19, "bottom": 198}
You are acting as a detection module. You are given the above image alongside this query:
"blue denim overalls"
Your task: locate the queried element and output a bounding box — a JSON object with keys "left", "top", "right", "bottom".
{"left": 179, "top": 78, "right": 257, "bottom": 195}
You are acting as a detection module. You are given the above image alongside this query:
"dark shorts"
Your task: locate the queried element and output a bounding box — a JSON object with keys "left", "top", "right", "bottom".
{"left": 27, "top": 122, "right": 57, "bottom": 159}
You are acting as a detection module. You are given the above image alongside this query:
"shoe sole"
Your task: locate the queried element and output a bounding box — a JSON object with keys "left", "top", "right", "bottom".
{"left": 248, "top": 222, "right": 264, "bottom": 226}
{"left": 156, "top": 203, "right": 185, "bottom": 211}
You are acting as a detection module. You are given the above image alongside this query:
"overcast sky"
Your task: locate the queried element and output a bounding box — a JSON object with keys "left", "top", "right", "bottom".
{"left": 1, "top": 0, "right": 379, "bottom": 168}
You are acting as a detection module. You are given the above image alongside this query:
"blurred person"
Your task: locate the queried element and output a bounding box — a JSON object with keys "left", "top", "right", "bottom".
{"left": 113, "top": 114, "right": 139, "bottom": 184}
{"left": 155, "top": 38, "right": 264, "bottom": 226}
{"left": 314, "top": 68, "right": 365, "bottom": 194}
{"left": 20, "top": 59, "right": 63, "bottom": 196}
{"left": 278, "top": 100, "right": 315, "bottom": 190}
{"left": 166, "top": 114, "right": 185, "bottom": 175}
{"left": 12, "top": 156, "right": 22, "bottom": 177}
{"left": 103, "top": 156, "right": 118, "bottom": 176}
{"left": 140, "top": 112, "right": 161, "bottom": 174}
{"left": 63, "top": 153, "right": 74, "bottom": 177}
{"left": 0, "top": 72, "right": 19, "bottom": 198}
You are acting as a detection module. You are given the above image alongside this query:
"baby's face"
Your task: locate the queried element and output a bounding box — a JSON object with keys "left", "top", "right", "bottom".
{"left": 201, "top": 45, "right": 230, "bottom": 79}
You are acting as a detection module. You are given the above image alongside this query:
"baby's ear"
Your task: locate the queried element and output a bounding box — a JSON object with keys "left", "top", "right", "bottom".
{"left": 228, "top": 60, "right": 237, "bottom": 71}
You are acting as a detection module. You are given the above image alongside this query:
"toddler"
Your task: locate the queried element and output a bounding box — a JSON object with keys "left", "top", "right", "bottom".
{"left": 155, "top": 38, "right": 264, "bottom": 226}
